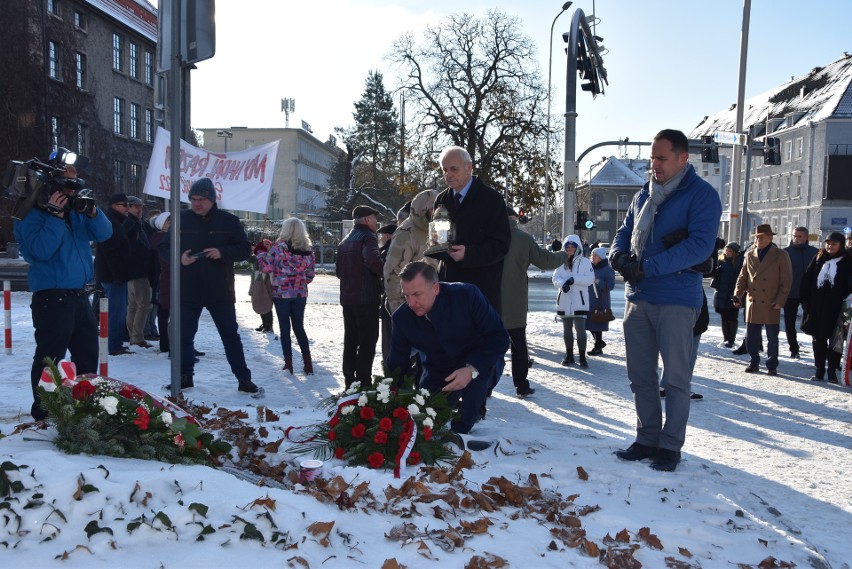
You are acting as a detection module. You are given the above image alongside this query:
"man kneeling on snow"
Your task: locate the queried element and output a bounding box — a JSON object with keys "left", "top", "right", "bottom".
{"left": 385, "top": 261, "right": 509, "bottom": 434}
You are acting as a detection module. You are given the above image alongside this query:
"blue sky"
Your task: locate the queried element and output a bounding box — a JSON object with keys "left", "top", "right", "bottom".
{"left": 181, "top": 0, "right": 852, "bottom": 176}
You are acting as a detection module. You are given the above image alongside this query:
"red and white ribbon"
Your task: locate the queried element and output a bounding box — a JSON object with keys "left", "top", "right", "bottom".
{"left": 394, "top": 419, "right": 417, "bottom": 478}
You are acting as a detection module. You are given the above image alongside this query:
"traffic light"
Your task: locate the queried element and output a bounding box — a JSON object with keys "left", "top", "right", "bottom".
{"left": 517, "top": 208, "right": 529, "bottom": 224}
{"left": 575, "top": 210, "right": 594, "bottom": 231}
{"left": 563, "top": 26, "right": 608, "bottom": 98}
{"left": 700, "top": 135, "right": 719, "bottom": 163}
{"left": 763, "top": 137, "right": 781, "bottom": 165}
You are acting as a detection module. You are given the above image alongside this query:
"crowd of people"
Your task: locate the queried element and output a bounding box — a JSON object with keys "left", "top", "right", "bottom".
{"left": 14, "top": 136, "right": 852, "bottom": 471}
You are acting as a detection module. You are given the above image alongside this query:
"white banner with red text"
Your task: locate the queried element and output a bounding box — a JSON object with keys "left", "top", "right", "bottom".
{"left": 142, "top": 126, "right": 279, "bottom": 214}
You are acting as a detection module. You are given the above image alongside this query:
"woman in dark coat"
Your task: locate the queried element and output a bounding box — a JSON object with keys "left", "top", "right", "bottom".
{"left": 800, "top": 232, "right": 852, "bottom": 383}
{"left": 586, "top": 247, "right": 615, "bottom": 356}
{"left": 712, "top": 242, "right": 743, "bottom": 347}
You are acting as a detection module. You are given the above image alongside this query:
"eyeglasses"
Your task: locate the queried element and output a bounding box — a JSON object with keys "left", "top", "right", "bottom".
{"left": 113, "top": 202, "right": 128, "bottom": 206}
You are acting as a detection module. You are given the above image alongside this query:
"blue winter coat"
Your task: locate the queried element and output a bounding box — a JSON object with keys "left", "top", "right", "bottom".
{"left": 14, "top": 208, "right": 112, "bottom": 292}
{"left": 612, "top": 164, "right": 722, "bottom": 308}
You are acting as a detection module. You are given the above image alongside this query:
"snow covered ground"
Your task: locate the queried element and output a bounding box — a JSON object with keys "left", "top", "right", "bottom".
{"left": 1, "top": 273, "right": 850, "bottom": 568}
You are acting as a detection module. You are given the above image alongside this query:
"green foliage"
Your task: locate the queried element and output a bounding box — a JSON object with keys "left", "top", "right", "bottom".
{"left": 37, "top": 358, "right": 231, "bottom": 466}
{"left": 0, "top": 461, "right": 27, "bottom": 498}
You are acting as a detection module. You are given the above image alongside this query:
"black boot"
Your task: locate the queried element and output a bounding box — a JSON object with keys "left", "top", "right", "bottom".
{"left": 283, "top": 355, "right": 293, "bottom": 374}
{"left": 827, "top": 369, "right": 839, "bottom": 384}
{"left": 732, "top": 342, "right": 748, "bottom": 355}
{"left": 303, "top": 352, "right": 314, "bottom": 375}
{"left": 811, "top": 368, "right": 825, "bottom": 381}
{"left": 578, "top": 352, "right": 588, "bottom": 368}
{"left": 560, "top": 354, "right": 574, "bottom": 366}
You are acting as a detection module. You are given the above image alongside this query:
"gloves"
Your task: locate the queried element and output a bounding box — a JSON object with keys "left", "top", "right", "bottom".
{"left": 619, "top": 258, "right": 644, "bottom": 285}
{"left": 550, "top": 239, "right": 562, "bottom": 252}
{"left": 561, "top": 277, "right": 574, "bottom": 293}
{"left": 609, "top": 251, "right": 629, "bottom": 272}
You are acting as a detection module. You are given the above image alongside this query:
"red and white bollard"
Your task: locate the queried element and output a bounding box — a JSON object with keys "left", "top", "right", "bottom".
{"left": 99, "top": 297, "right": 108, "bottom": 376}
{"left": 3, "top": 280, "right": 11, "bottom": 355}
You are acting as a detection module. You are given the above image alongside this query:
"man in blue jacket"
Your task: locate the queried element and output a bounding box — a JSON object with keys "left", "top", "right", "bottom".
{"left": 610, "top": 129, "right": 722, "bottom": 472}
{"left": 782, "top": 227, "right": 817, "bottom": 358}
{"left": 158, "top": 178, "right": 258, "bottom": 394}
{"left": 14, "top": 164, "right": 112, "bottom": 420}
{"left": 386, "top": 261, "right": 509, "bottom": 434}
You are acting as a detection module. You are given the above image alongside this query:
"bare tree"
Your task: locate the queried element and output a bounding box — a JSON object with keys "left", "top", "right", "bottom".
{"left": 388, "top": 9, "right": 559, "bottom": 212}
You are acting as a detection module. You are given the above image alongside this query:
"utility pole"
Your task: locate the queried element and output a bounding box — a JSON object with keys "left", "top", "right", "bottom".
{"left": 727, "top": 0, "right": 752, "bottom": 242}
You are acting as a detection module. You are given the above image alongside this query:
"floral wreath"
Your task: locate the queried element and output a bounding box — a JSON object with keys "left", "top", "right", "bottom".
{"left": 286, "top": 373, "right": 457, "bottom": 478}
{"left": 37, "top": 358, "right": 231, "bottom": 465}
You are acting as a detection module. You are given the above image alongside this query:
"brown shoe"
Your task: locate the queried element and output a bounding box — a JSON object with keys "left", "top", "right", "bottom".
{"left": 109, "top": 347, "right": 134, "bottom": 356}
{"left": 131, "top": 341, "right": 153, "bottom": 348}
{"left": 744, "top": 364, "right": 759, "bottom": 373}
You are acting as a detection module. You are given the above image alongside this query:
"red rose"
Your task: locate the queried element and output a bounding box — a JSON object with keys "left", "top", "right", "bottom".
{"left": 367, "top": 452, "right": 385, "bottom": 469}
{"left": 360, "top": 406, "right": 375, "bottom": 420}
{"left": 133, "top": 406, "right": 150, "bottom": 430}
{"left": 328, "top": 429, "right": 337, "bottom": 441}
{"left": 407, "top": 451, "right": 421, "bottom": 465}
{"left": 351, "top": 423, "right": 366, "bottom": 438}
{"left": 393, "top": 407, "right": 409, "bottom": 421}
{"left": 334, "top": 447, "right": 345, "bottom": 459}
{"left": 119, "top": 386, "right": 134, "bottom": 399}
{"left": 329, "top": 415, "right": 340, "bottom": 428}
{"left": 373, "top": 431, "right": 388, "bottom": 444}
{"left": 379, "top": 417, "right": 393, "bottom": 431}
{"left": 423, "top": 427, "right": 433, "bottom": 441}
{"left": 71, "top": 380, "right": 96, "bottom": 401}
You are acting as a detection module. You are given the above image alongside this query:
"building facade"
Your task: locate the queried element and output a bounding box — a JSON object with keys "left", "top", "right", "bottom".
{"left": 198, "top": 127, "right": 344, "bottom": 221}
{"left": 690, "top": 53, "right": 852, "bottom": 244}
{"left": 575, "top": 156, "right": 648, "bottom": 244}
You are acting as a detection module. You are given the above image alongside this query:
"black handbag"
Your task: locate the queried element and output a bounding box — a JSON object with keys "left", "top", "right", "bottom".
{"left": 589, "top": 284, "right": 616, "bottom": 323}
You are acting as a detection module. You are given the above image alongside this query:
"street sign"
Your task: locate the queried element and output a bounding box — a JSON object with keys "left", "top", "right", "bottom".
{"left": 158, "top": 0, "right": 216, "bottom": 72}
{"left": 714, "top": 131, "right": 747, "bottom": 146}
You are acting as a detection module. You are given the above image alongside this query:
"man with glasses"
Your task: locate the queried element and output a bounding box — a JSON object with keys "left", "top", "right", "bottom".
{"left": 95, "top": 193, "right": 133, "bottom": 355}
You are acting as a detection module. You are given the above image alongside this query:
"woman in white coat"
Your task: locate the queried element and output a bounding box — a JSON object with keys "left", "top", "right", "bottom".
{"left": 553, "top": 234, "right": 596, "bottom": 367}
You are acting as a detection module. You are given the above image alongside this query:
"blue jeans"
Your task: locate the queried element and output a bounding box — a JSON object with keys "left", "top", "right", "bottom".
{"left": 623, "top": 300, "right": 699, "bottom": 452}
{"left": 273, "top": 297, "right": 310, "bottom": 357}
{"left": 747, "top": 322, "right": 780, "bottom": 370}
{"left": 102, "top": 281, "right": 128, "bottom": 352}
{"left": 180, "top": 302, "right": 250, "bottom": 382}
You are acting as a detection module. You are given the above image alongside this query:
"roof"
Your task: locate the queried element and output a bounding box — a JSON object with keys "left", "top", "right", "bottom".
{"left": 690, "top": 53, "right": 852, "bottom": 138}
{"left": 85, "top": 0, "right": 158, "bottom": 43}
{"left": 585, "top": 156, "right": 647, "bottom": 187}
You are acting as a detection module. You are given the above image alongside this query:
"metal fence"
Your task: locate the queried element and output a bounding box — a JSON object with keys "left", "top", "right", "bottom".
{"left": 239, "top": 218, "right": 345, "bottom": 266}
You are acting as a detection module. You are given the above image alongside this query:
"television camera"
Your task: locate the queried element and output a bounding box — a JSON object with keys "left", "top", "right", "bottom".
{"left": 3, "top": 147, "right": 96, "bottom": 220}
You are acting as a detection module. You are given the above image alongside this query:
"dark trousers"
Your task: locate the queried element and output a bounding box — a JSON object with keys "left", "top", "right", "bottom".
{"left": 421, "top": 367, "right": 491, "bottom": 434}
{"left": 342, "top": 304, "right": 380, "bottom": 387}
{"left": 507, "top": 327, "right": 531, "bottom": 393}
{"left": 747, "top": 322, "right": 779, "bottom": 370}
{"left": 273, "top": 297, "right": 310, "bottom": 358}
{"left": 783, "top": 297, "right": 803, "bottom": 353}
{"left": 180, "top": 302, "right": 250, "bottom": 382}
{"left": 812, "top": 334, "right": 841, "bottom": 372}
{"left": 29, "top": 289, "right": 99, "bottom": 419}
{"left": 158, "top": 305, "right": 170, "bottom": 352}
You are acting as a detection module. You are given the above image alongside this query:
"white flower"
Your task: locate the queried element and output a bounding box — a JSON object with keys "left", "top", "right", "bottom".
{"left": 377, "top": 384, "right": 391, "bottom": 395}
{"left": 381, "top": 377, "right": 394, "bottom": 385}
{"left": 423, "top": 417, "right": 434, "bottom": 429}
{"left": 98, "top": 396, "right": 119, "bottom": 416}
{"left": 377, "top": 392, "right": 390, "bottom": 404}
{"left": 358, "top": 394, "right": 368, "bottom": 407}
{"left": 345, "top": 382, "right": 361, "bottom": 395}
{"left": 420, "top": 388, "right": 431, "bottom": 397}
{"left": 407, "top": 403, "right": 420, "bottom": 416}
{"left": 341, "top": 405, "right": 355, "bottom": 415}
{"left": 88, "top": 376, "right": 104, "bottom": 386}
{"left": 414, "top": 394, "right": 425, "bottom": 406}
{"left": 161, "top": 411, "right": 173, "bottom": 426}
{"left": 426, "top": 407, "right": 437, "bottom": 418}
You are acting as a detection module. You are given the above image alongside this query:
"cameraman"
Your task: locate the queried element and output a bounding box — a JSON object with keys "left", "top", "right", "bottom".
{"left": 13, "top": 165, "right": 112, "bottom": 421}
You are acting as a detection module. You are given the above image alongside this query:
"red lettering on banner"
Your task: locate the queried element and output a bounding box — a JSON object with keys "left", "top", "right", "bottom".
{"left": 244, "top": 153, "right": 268, "bottom": 182}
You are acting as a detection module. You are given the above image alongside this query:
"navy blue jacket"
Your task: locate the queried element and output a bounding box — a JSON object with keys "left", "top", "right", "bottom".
{"left": 784, "top": 242, "right": 818, "bottom": 299}
{"left": 335, "top": 223, "right": 383, "bottom": 305}
{"left": 158, "top": 205, "right": 250, "bottom": 305}
{"left": 386, "top": 282, "right": 509, "bottom": 388}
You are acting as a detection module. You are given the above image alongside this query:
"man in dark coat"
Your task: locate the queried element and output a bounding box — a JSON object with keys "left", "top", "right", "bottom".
{"left": 158, "top": 178, "right": 258, "bottom": 394}
{"left": 336, "top": 205, "right": 384, "bottom": 388}
{"left": 431, "top": 146, "right": 511, "bottom": 312}
{"left": 783, "top": 227, "right": 818, "bottom": 358}
{"left": 94, "top": 193, "right": 133, "bottom": 355}
{"left": 386, "top": 262, "right": 509, "bottom": 434}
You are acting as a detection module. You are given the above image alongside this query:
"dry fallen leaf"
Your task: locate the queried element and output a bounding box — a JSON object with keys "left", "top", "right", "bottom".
{"left": 464, "top": 552, "right": 508, "bottom": 568}
{"left": 576, "top": 466, "right": 589, "bottom": 481}
{"left": 251, "top": 496, "right": 277, "bottom": 511}
{"left": 638, "top": 526, "right": 664, "bottom": 550}
{"left": 381, "top": 559, "right": 405, "bottom": 569}
{"left": 306, "top": 520, "right": 335, "bottom": 547}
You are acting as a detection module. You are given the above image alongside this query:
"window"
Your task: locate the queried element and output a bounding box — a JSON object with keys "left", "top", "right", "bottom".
{"left": 782, "top": 176, "right": 790, "bottom": 199}
{"left": 129, "top": 43, "right": 139, "bottom": 79}
{"left": 129, "top": 164, "right": 141, "bottom": 194}
{"left": 144, "top": 108, "right": 154, "bottom": 142}
{"left": 114, "top": 160, "right": 124, "bottom": 192}
{"left": 130, "top": 103, "right": 140, "bottom": 139}
{"left": 112, "top": 33, "right": 123, "bottom": 71}
{"left": 795, "top": 138, "right": 803, "bottom": 160}
{"left": 47, "top": 0, "right": 59, "bottom": 16}
{"left": 113, "top": 97, "right": 125, "bottom": 134}
{"left": 76, "top": 123, "right": 88, "bottom": 155}
{"left": 74, "top": 10, "right": 86, "bottom": 30}
{"left": 784, "top": 140, "right": 792, "bottom": 163}
{"left": 51, "top": 116, "right": 61, "bottom": 149}
{"left": 702, "top": 164, "right": 709, "bottom": 177}
{"left": 793, "top": 173, "right": 801, "bottom": 198}
{"left": 75, "top": 52, "right": 86, "bottom": 89}
{"left": 713, "top": 164, "right": 720, "bottom": 175}
{"left": 48, "top": 41, "right": 60, "bottom": 79}
{"left": 144, "top": 51, "right": 154, "bottom": 85}
{"left": 771, "top": 178, "right": 779, "bottom": 200}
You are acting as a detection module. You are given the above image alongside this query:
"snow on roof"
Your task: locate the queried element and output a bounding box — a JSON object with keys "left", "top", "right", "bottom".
{"left": 691, "top": 53, "right": 852, "bottom": 139}
{"left": 85, "top": 0, "right": 158, "bottom": 43}
{"left": 586, "top": 156, "right": 647, "bottom": 187}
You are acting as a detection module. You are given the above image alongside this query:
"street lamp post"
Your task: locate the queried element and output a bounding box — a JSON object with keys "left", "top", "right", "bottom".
{"left": 543, "top": 2, "right": 572, "bottom": 244}
{"left": 217, "top": 129, "right": 233, "bottom": 152}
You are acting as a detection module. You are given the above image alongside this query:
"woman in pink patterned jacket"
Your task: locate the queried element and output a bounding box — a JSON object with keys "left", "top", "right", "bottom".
{"left": 257, "top": 218, "right": 316, "bottom": 375}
